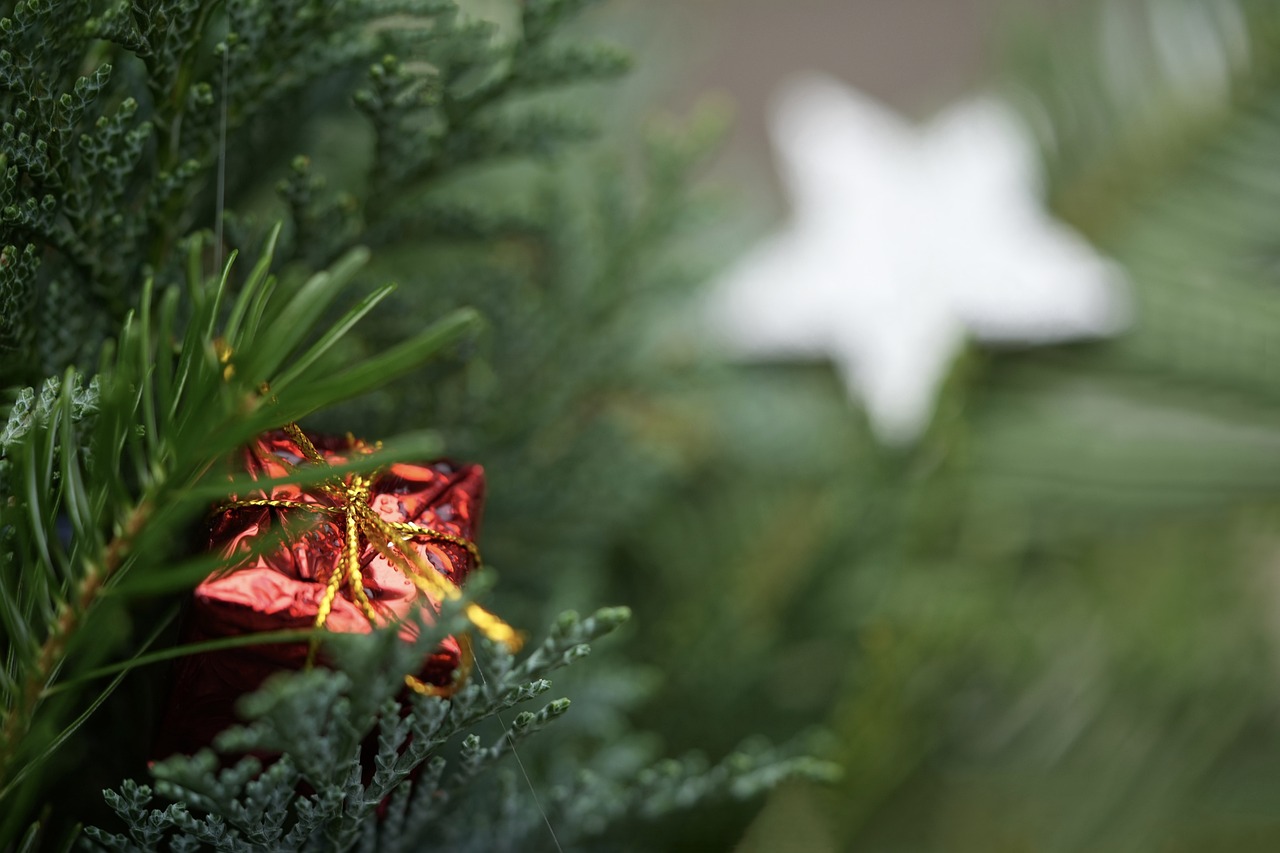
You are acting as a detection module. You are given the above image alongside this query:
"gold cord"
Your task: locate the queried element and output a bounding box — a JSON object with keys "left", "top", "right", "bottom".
{"left": 220, "top": 424, "right": 521, "bottom": 695}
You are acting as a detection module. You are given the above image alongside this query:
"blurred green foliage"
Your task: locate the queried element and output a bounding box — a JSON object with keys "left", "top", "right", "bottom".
{"left": 655, "top": 1, "right": 1280, "bottom": 850}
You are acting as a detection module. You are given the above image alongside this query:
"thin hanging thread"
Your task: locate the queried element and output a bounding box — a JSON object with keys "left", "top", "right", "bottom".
{"left": 213, "top": 41, "right": 229, "bottom": 276}
{"left": 471, "top": 655, "right": 565, "bottom": 853}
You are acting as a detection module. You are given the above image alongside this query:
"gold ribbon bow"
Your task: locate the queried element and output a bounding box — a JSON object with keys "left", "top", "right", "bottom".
{"left": 221, "top": 422, "right": 521, "bottom": 696}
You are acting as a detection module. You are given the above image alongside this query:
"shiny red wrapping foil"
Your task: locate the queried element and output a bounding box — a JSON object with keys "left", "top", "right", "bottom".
{"left": 153, "top": 429, "right": 484, "bottom": 758}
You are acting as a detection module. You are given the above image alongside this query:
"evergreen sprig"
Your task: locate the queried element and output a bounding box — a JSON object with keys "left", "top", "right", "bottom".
{"left": 79, "top": 606, "right": 652, "bottom": 850}
{"left": 0, "top": 0, "right": 626, "bottom": 378}
{"left": 84, "top": 603, "right": 829, "bottom": 851}
{"left": 0, "top": 230, "right": 480, "bottom": 845}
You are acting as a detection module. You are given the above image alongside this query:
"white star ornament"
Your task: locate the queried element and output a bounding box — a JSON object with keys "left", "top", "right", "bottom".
{"left": 709, "top": 75, "right": 1129, "bottom": 443}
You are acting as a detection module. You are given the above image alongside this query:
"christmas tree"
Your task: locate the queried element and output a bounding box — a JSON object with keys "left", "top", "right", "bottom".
{"left": 8, "top": 0, "right": 1280, "bottom": 850}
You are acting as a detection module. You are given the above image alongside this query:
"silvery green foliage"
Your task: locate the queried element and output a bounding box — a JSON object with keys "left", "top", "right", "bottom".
{"left": 0, "top": 372, "right": 98, "bottom": 494}
{"left": 85, "top": 603, "right": 621, "bottom": 851}
{"left": 0, "top": 373, "right": 99, "bottom": 449}
{"left": 86, "top": 604, "right": 835, "bottom": 852}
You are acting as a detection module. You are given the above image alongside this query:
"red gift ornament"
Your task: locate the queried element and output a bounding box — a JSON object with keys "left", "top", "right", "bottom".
{"left": 154, "top": 423, "right": 520, "bottom": 757}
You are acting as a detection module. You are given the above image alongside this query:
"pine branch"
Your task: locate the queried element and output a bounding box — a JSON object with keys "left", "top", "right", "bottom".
{"left": 0, "top": 229, "right": 481, "bottom": 842}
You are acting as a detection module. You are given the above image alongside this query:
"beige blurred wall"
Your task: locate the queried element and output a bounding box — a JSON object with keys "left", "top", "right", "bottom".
{"left": 640, "top": 0, "right": 1081, "bottom": 207}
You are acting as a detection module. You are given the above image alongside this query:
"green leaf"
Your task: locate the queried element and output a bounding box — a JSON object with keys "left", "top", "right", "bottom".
{"left": 271, "top": 307, "right": 482, "bottom": 420}
{"left": 269, "top": 282, "right": 397, "bottom": 395}
{"left": 230, "top": 226, "right": 283, "bottom": 337}
{"left": 40, "top": 629, "right": 319, "bottom": 698}
{"left": 239, "top": 246, "right": 372, "bottom": 385}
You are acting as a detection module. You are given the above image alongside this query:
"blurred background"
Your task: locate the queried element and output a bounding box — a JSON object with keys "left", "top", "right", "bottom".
{"left": 518, "top": 0, "right": 1280, "bottom": 850}
{"left": 653, "top": 0, "right": 1076, "bottom": 203}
